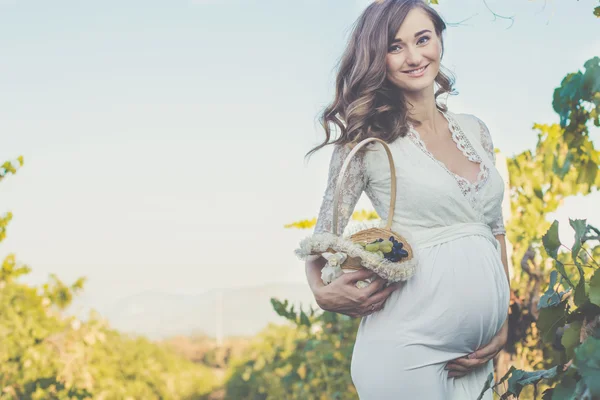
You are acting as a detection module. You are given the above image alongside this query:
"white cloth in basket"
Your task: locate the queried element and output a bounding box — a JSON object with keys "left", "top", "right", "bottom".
{"left": 312, "top": 111, "right": 510, "bottom": 400}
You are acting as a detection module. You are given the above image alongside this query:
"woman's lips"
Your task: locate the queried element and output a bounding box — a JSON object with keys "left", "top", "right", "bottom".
{"left": 403, "top": 64, "right": 429, "bottom": 77}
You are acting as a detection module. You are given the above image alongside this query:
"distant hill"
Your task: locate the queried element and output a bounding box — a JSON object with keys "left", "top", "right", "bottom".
{"left": 97, "top": 283, "right": 317, "bottom": 340}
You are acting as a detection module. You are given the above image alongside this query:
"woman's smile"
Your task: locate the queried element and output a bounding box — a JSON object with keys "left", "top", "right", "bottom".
{"left": 403, "top": 64, "right": 429, "bottom": 77}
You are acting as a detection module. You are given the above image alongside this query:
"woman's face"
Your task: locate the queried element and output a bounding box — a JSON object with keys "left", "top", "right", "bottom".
{"left": 385, "top": 8, "right": 442, "bottom": 93}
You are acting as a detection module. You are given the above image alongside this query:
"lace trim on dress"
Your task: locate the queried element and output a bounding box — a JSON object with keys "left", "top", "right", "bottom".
{"left": 473, "top": 115, "right": 507, "bottom": 236}
{"left": 479, "top": 120, "right": 496, "bottom": 163}
{"left": 295, "top": 231, "right": 418, "bottom": 282}
{"left": 406, "top": 111, "right": 490, "bottom": 219}
{"left": 491, "top": 214, "right": 506, "bottom": 236}
{"left": 314, "top": 144, "right": 368, "bottom": 236}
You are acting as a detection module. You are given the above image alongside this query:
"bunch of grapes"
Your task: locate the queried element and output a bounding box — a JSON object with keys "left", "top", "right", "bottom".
{"left": 360, "top": 236, "right": 409, "bottom": 262}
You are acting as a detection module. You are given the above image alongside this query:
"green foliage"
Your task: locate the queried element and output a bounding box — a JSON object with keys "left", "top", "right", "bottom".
{"left": 505, "top": 366, "right": 561, "bottom": 399}
{"left": 537, "top": 299, "right": 568, "bottom": 344}
{"left": 496, "top": 57, "right": 600, "bottom": 399}
{"left": 224, "top": 299, "right": 360, "bottom": 400}
{"left": 539, "top": 271, "right": 569, "bottom": 309}
{"left": 574, "top": 337, "right": 600, "bottom": 396}
{"left": 0, "top": 157, "right": 217, "bottom": 399}
{"left": 589, "top": 269, "right": 600, "bottom": 307}
{"left": 480, "top": 220, "right": 600, "bottom": 398}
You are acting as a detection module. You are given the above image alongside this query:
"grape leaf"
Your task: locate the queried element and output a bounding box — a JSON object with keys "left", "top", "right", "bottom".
{"left": 574, "top": 337, "right": 600, "bottom": 396}
{"left": 505, "top": 367, "right": 560, "bottom": 397}
{"left": 539, "top": 271, "right": 565, "bottom": 309}
{"left": 537, "top": 300, "right": 567, "bottom": 344}
{"left": 570, "top": 219, "right": 588, "bottom": 291}
{"left": 561, "top": 321, "right": 583, "bottom": 359}
{"left": 476, "top": 372, "right": 494, "bottom": 400}
{"left": 543, "top": 220, "right": 561, "bottom": 259}
{"left": 574, "top": 280, "right": 588, "bottom": 307}
{"left": 550, "top": 374, "right": 578, "bottom": 400}
{"left": 590, "top": 269, "right": 600, "bottom": 307}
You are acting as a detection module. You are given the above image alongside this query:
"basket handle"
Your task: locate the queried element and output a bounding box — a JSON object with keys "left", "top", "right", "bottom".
{"left": 332, "top": 138, "right": 397, "bottom": 235}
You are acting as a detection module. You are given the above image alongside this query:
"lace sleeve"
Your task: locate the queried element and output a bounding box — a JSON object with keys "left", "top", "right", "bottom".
{"left": 314, "top": 144, "right": 368, "bottom": 236}
{"left": 474, "top": 116, "right": 496, "bottom": 163}
{"left": 473, "top": 116, "right": 506, "bottom": 236}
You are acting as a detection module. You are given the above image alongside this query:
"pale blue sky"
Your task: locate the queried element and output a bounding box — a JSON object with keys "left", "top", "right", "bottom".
{"left": 0, "top": 0, "right": 598, "bottom": 313}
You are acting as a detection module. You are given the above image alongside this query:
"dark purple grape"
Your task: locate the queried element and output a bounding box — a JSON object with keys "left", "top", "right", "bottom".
{"left": 399, "top": 249, "right": 409, "bottom": 258}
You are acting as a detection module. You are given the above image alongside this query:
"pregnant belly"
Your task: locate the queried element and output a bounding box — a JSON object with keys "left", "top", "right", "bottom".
{"left": 359, "top": 235, "right": 510, "bottom": 358}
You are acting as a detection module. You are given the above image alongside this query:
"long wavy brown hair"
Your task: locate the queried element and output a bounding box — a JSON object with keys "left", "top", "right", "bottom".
{"left": 307, "top": 0, "right": 456, "bottom": 158}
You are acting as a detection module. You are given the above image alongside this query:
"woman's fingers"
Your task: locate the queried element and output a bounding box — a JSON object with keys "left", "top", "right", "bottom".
{"left": 448, "top": 357, "right": 485, "bottom": 369}
{"left": 445, "top": 362, "right": 470, "bottom": 373}
{"left": 343, "top": 268, "right": 377, "bottom": 283}
{"left": 447, "top": 370, "right": 467, "bottom": 378}
{"left": 364, "top": 282, "right": 401, "bottom": 305}
{"left": 468, "top": 340, "right": 502, "bottom": 361}
{"left": 358, "top": 284, "right": 401, "bottom": 316}
{"left": 361, "top": 276, "right": 387, "bottom": 296}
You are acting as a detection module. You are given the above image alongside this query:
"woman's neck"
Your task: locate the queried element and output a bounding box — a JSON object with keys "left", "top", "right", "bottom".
{"left": 404, "top": 87, "right": 442, "bottom": 134}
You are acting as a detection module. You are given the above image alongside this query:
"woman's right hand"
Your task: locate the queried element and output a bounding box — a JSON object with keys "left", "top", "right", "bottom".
{"left": 314, "top": 268, "right": 402, "bottom": 318}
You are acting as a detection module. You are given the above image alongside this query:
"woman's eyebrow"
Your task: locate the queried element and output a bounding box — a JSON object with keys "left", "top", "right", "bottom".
{"left": 391, "top": 29, "right": 432, "bottom": 44}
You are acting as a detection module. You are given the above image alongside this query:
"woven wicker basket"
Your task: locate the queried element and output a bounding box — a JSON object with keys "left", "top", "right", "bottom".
{"left": 327, "top": 137, "right": 414, "bottom": 275}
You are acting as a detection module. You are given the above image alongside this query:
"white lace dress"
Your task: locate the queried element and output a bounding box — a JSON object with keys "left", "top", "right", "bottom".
{"left": 312, "top": 111, "right": 510, "bottom": 399}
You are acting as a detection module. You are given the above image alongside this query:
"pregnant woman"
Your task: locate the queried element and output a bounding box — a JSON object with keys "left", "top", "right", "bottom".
{"left": 302, "top": 1, "right": 511, "bottom": 398}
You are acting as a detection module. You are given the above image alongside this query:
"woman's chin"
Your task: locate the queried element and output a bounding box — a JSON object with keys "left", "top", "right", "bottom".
{"left": 399, "top": 80, "right": 436, "bottom": 94}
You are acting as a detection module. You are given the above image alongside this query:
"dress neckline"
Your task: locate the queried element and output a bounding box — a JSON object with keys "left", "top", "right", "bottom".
{"left": 407, "top": 110, "right": 489, "bottom": 194}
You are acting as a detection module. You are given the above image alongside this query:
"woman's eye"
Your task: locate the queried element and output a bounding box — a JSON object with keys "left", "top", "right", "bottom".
{"left": 389, "top": 45, "right": 402, "bottom": 53}
{"left": 417, "top": 36, "right": 430, "bottom": 45}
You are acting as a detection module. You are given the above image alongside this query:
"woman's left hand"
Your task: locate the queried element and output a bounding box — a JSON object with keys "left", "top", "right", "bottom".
{"left": 445, "top": 320, "right": 508, "bottom": 378}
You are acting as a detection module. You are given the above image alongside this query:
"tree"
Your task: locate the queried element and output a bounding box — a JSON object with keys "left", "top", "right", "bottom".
{"left": 0, "top": 157, "right": 218, "bottom": 399}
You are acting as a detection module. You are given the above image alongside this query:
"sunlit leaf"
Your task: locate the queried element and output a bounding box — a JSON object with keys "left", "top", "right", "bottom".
{"left": 543, "top": 220, "right": 561, "bottom": 259}
{"left": 570, "top": 219, "right": 587, "bottom": 267}
{"left": 576, "top": 161, "right": 599, "bottom": 187}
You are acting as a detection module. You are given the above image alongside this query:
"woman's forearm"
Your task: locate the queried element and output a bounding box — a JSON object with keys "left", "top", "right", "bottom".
{"left": 305, "top": 255, "right": 327, "bottom": 293}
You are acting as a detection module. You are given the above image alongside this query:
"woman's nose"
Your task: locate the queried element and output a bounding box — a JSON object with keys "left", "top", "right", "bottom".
{"left": 405, "top": 46, "right": 423, "bottom": 66}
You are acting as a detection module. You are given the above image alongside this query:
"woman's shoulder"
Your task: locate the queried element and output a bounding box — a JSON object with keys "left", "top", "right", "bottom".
{"left": 448, "top": 111, "right": 489, "bottom": 132}
{"left": 448, "top": 111, "right": 496, "bottom": 159}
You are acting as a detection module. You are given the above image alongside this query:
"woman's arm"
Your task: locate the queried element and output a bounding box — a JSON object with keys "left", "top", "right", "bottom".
{"left": 303, "top": 143, "right": 401, "bottom": 317}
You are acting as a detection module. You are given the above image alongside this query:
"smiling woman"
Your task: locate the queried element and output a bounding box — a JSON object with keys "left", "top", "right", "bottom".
{"left": 299, "top": 1, "right": 511, "bottom": 399}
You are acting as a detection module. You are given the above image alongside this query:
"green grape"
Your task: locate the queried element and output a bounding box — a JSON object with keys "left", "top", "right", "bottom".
{"left": 365, "top": 243, "right": 380, "bottom": 252}
{"left": 376, "top": 250, "right": 384, "bottom": 258}
{"left": 380, "top": 240, "right": 392, "bottom": 248}
{"left": 380, "top": 245, "right": 393, "bottom": 254}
